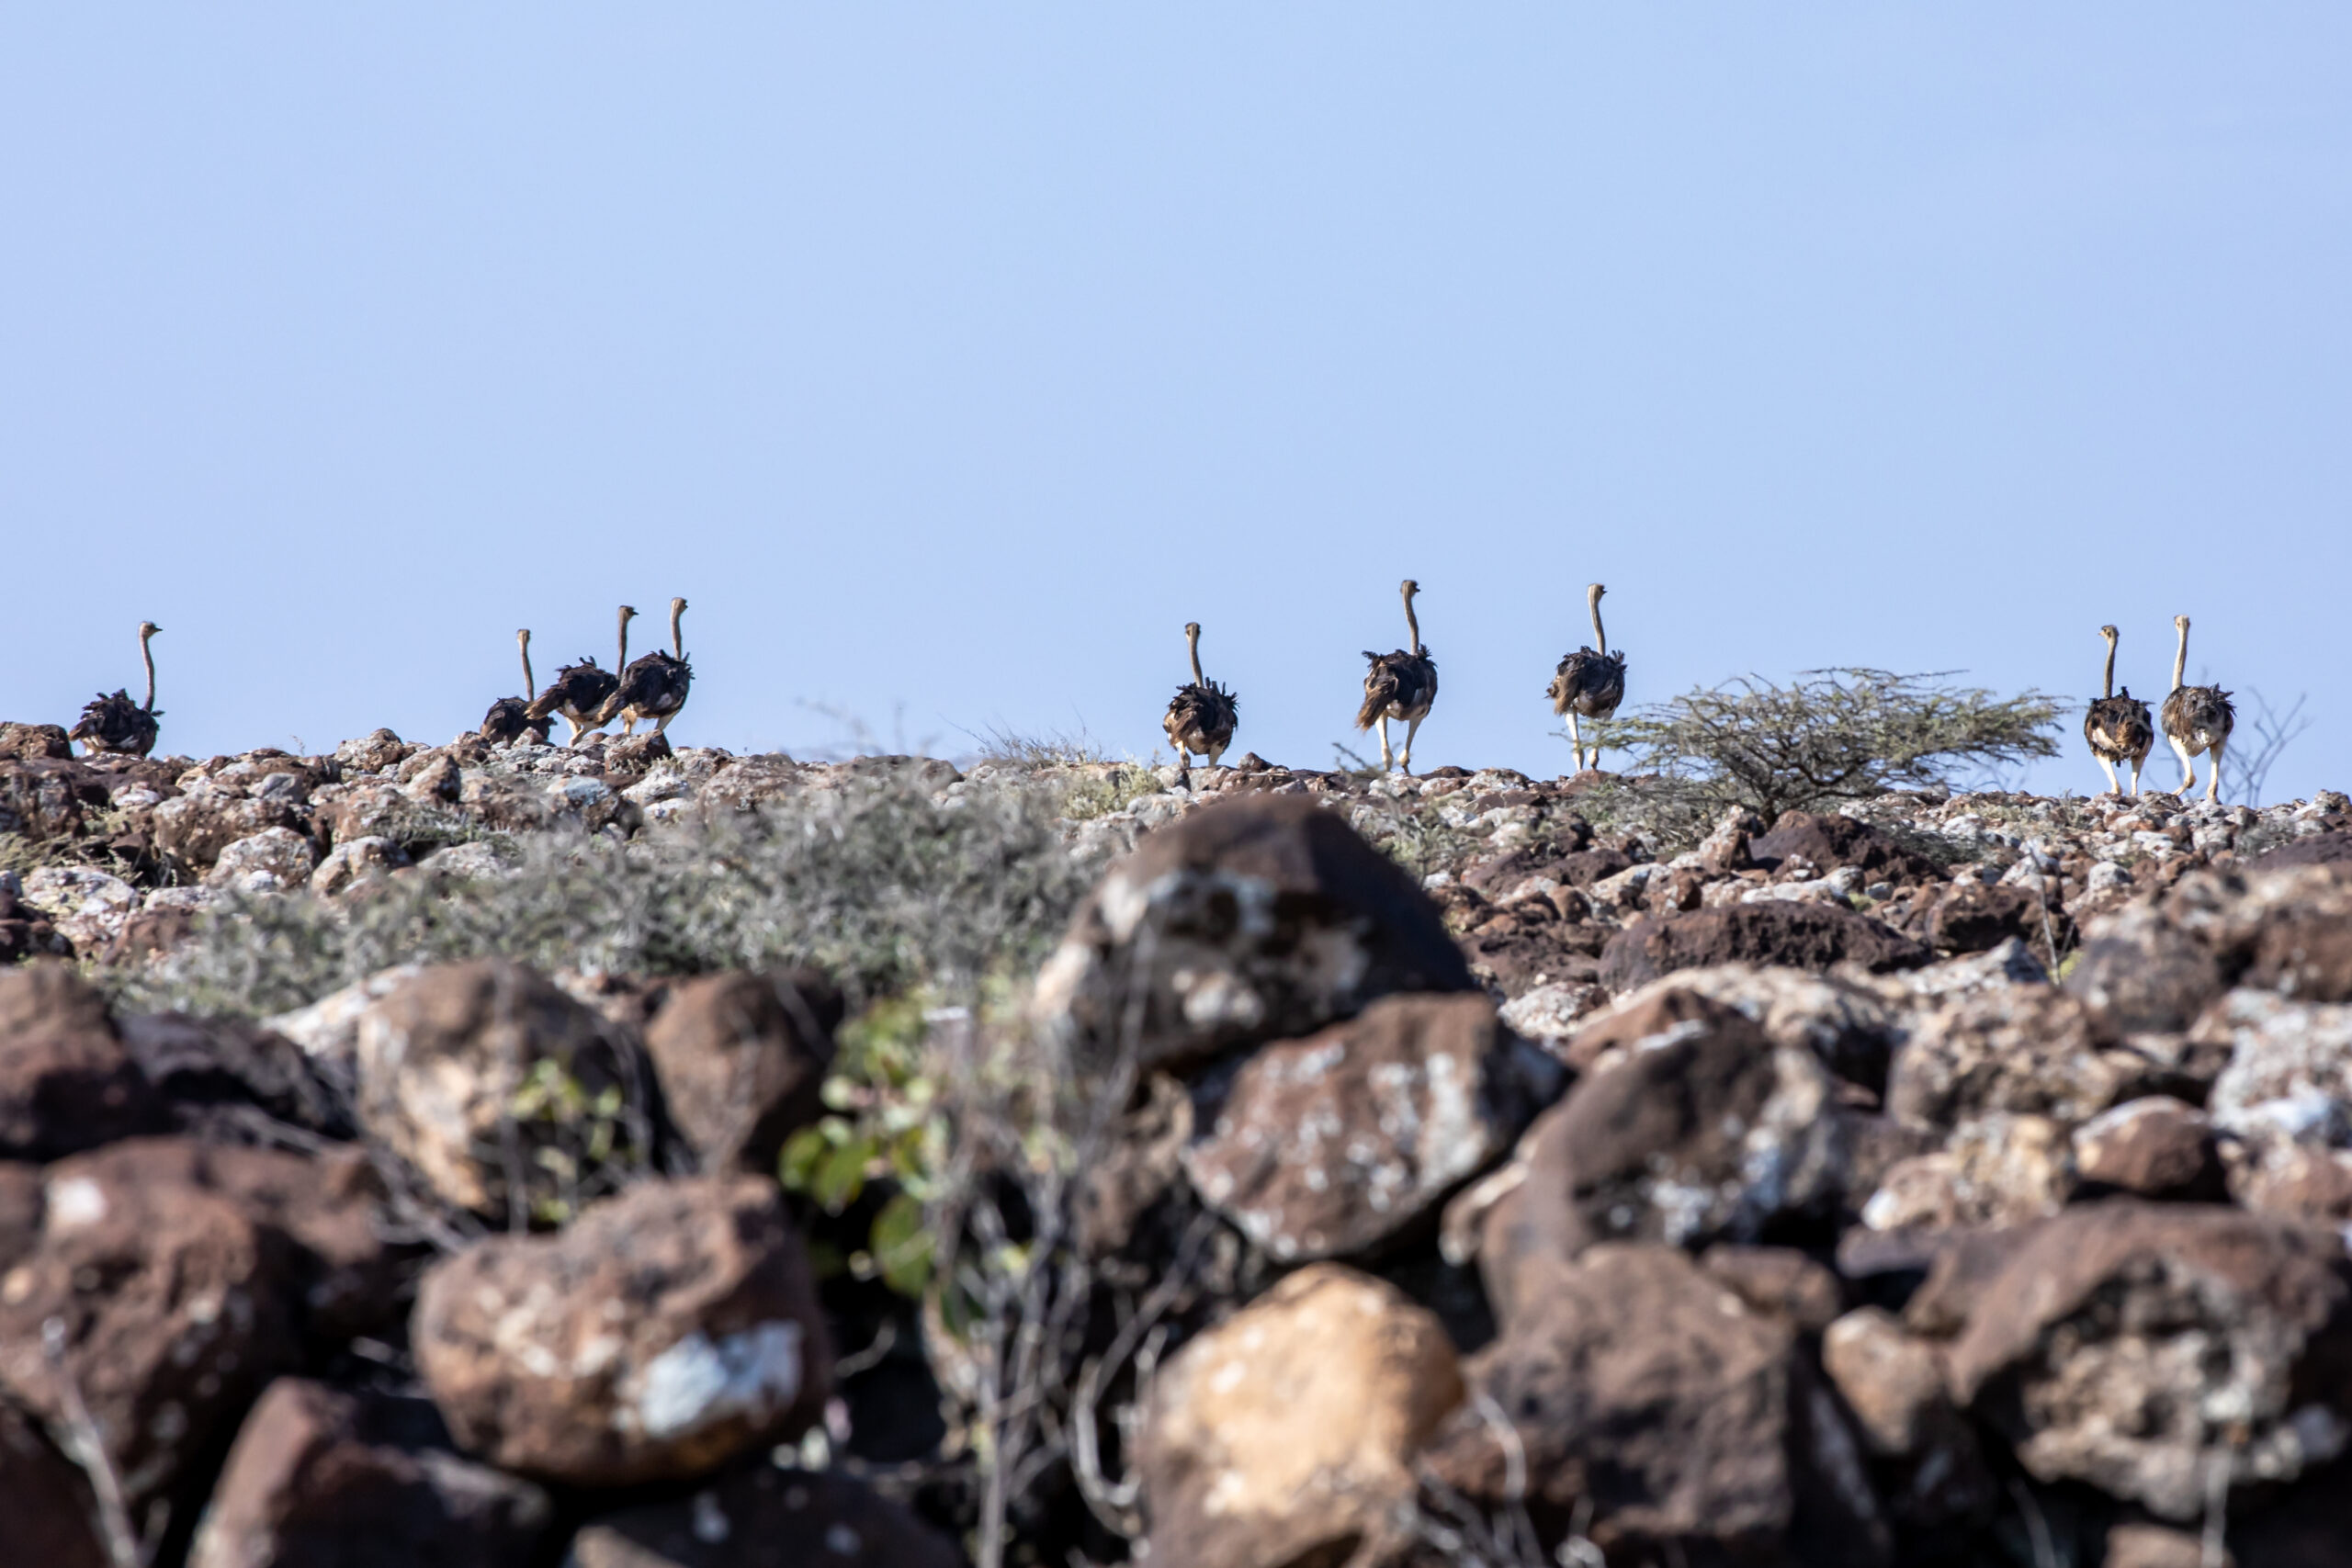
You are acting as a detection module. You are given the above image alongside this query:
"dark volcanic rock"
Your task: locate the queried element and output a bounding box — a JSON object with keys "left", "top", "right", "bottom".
{"left": 1753, "top": 811, "right": 1941, "bottom": 886}
{"left": 115, "top": 1010, "right": 354, "bottom": 1140}
{"left": 2250, "top": 830, "right": 2352, "bottom": 870}
{"left": 2070, "top": 1098, "right": 2224, "bottom": 1200}
{"left": 0, "top": 1396, "right": 106, "bottom": 1568}
{"left": 1032, "top": 794, "right": 1474, "bottom": 1071}
{"left": 1599, "top": 903, "right": 1930, "bottom": 994}
{"left": 1903, "top": 881, "right": 2072, "bottom": 958}
{"left": 1420, "top": 1242, "right": 1886, "bottom": 1564}
{"left": 413, "top": 1175, "right": 831, "bottom": 1486}
{"left": 1885, "top": 987, "right": 2122, "bottom": 1132}
{"left": 1181, "top": 993, "right": 1561, "bottom": 1262}
{"left": 644, "top": 969, "right": 842, "bottom": 1175}
{"left": 188, "top": 1379, "right": 552, "bottom": 1568}
{"left": 2066, "top": 905, "right": 2226, "bottom": 1037}
{"left": 47, "top": 1137, "right": 402, "bottom": 1342}
{"left": 0, "top": 963, "right": 160, "bottom": 1159}
{"left": 1949, "top": 1202, "right": 2352, "bottom": 1519}
{"left": 1487, "top": 996, "right": 1847, "bottom": 1325}
{"left": 0, "top": 1150, "right": 303, "bottom": 1526}
{"left": 0, "top": 721, "right": 74, "bottom": 761}
{"left": 568, "top": 1463, "right": 961, "bottom": 1568}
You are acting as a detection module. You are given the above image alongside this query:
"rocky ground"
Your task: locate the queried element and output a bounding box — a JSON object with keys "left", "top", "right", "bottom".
{"left": 5, "top": 713, "right": 2352, "bottom": 1566}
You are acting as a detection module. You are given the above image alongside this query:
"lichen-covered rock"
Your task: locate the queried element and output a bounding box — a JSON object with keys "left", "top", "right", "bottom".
{"left": 17, "top": 864, "right": 141, "bottom": 955}
{"left": 1180, "top": 993, "right": 1561, "bottom": 1262}
{"left": 1139, "top": 1264, "right": 1463, "bottom": 1568}
{"left": 309, "top": 831, "right": 410, "bottom": 895}
{"left": 1821, "top": 1307, "right": 1994, "bottom": 1527}
{"left": 151, "top": 787, "right": 303, "bottom": 874}
{"left": 2067, "top": 904, "right": 2226, "bottom": 1037}
{"left": 189, "top": 1379, "right": 552, "bottom": 1568}
{"left": 1590, "top": 963, "right": 1905, "bottom": 1095}
{"left": 413, "top": 1175, "right": 831, "bottom": 1485}
{"left": 1860, "top": 1114, "right": 2075, "bottom": 1232}
{"left": 0, "top": 1152, "right": 303, "bottom": 1527}
{"left": 1886, "top": 987, "right": 2125, "bottom": 1132}
{"left": 1491, "top": 995, "right": 1848, "bottom": 1319}
{"left": 1599, "top": 901, "right": 1930, "bottom": 995}
{"left": 1949, "top": 1202, "right": 2352, "bottom": 1519}
{"left": 354, "top": 960, "right": 653, "bottom": 1218}
{"left": 206, "top": 825, "right": 321, "bottom": 892}
{"left": 1032, "top": 795, "right": 1474, "bottom": 1071}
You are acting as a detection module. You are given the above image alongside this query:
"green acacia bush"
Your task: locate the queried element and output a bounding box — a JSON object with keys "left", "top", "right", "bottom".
{"left": 1589, "top": 668, "right": 2062, "bottom": 839}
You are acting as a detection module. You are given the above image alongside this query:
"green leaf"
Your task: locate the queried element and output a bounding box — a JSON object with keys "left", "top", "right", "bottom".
{"left": 870, "top": 1190, "right": 935, "bottom": 1297}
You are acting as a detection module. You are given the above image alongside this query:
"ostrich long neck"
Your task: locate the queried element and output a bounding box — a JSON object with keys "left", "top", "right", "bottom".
{"left": 1187, "top": 628, "right": 1205, "bottom": 687}
{"left": 2171, "top": 625, "right": 2188, "bottom": 693}
{"left": 2100, "top": 638, "right": 2116, "bottom": 700}
{"left": 141, "top": 634, "right": 156, "bottom": 713}
{"left": 670, "top": 604, "right": 685, "bottom": 660}
{"left": 519, "top": 633, "right": 535, "bottom": 695}
{"left": 1589, "top": 596, "right": 1609, "bottom": 658}
{"left": 1403, "top": 594, "right": 1421, "bottom": 657}
{"left": 617, "top": 613, "right": 631, "bottom": 669}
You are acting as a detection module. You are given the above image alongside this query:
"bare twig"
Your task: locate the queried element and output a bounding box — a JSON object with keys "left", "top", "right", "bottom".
{"left": 1070, "top": 1213, "right": 1216, "bottom": 1536}
{"left": 41, "top": 1318, "right": 150, "bottom": 1568}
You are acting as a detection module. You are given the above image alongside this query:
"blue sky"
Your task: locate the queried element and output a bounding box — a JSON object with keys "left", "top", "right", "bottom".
{"left": 5, "top": 8, "right": 2347, "bottom": 800}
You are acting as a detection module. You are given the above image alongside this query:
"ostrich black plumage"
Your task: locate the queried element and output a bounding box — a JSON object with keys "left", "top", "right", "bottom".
{"left": 2082, "top": 624, "right": 2154, "bottom": 797}
{"left": 1547, "top": 582, "right": 1626, "bottom": 773}
{"left": 1354, "top": 580, "right": 1438, "bottom": 774}
{"left": 594, "top": 597, "right": 695, "bottom": 737}
{"left": 526, "top": 605, "right": 628, "bottom": 746}
{"left": 70, "top": 621, "right": 162, "bottom": 758}
{"left": 481, "top": 629, "right": 552, "bottom": 747}
{"left": 2160, "top": 614, "right": 2235, "bottom": 802}
{"left": 1163, "top": 621, "right": 1238, "bottom": 773}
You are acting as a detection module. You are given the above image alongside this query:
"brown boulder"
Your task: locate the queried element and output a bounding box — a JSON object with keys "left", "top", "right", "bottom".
{"left": 1902, "top": 880, "right": 2070, "bottom": 958}
{"left": 644, "top": 970, "right": 842, "bottom": 1175}
{"left": 1419, "top": 1242, "right": 1886, "bottom": 1564}
{"left": 0, "top": 964, "right": 159, "bottom": 1159}
{"left": 1139, "top": 1263, "right": 1462, "bottom": 1568}
{"left": 2071, "top": 1098, "right": 2222, "bottom": 1199}
{"left": 1180, "top": 993, "right": 1561, "bottom": 1262}
{"left": 1702, "top": 1245, "right": 1846, "bottom": 1335}
{"left": 115, "top": 1010, "right": 353, "bottom": 1140}
{"left": 355, "top": 960, "right": 654, "bottom": 1220}
{"left": 1949, "top": 1202, "right": 2352, "bottom": 1519}
{"left": 1032, "top": 794, "right": 1474, "bottom": 1072}
{"left": 1820, "top": 1306, "right": 1995, "bottom": 1528}
{"left": 48, "top": 1137, "right": 401, "bottom": 1341}
{"left": 150, "top": 789, "right": 305, "bottom": 874}
{"left": 1885, "top": 987, "right": 2125, "bottom": 1132}
{"left": 568, "top": 1464, "right": 960, "bottom": 1568}
{"left": 0, "top": 1154, "right": 302, "bottom": 1525}
{"left": 1753, "top": 811, "right": 1941, "bottom": 885}
{"left": 0, "top": 721, "right": 74, "bottom": 761}
{"left": 1599, "top": 902, "right": 1929, "bottom": 995}
{"left": 1498, "top": 997, "right": 1847, "bottom": 1302}
{"left": 188, "top": 1379, "right": 552, "bottom": 1568}
{"left": 2066, "top": 903, "right": 2226, "bottom": 1037}
{"left": 413, "top": 1175, "right": 831, "bottom": 1485}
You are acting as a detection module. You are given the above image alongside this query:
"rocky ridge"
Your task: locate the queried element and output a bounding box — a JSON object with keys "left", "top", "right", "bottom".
{"left": 4, "top": 722, "right": 2352, "bottom": 1564}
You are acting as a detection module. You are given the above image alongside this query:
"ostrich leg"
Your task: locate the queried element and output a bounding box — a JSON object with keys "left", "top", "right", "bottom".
{"left": 1375, "top": 716, "right": 1394, "bottom": 772}
{"left": 2097, "top": 755, "right": 2120, "bottom": 795}
{"left": 2168, "top": 734, "right": 2198, "bottom": 795}
{"left": 1400, "top": 716, "right": 1422, "bottom": 776}
{"left": 1566, "top": 712, "right": 1586, "bottom": 773}
{"left": 2204, "top": 740, "right": 2225, "bottom": 803}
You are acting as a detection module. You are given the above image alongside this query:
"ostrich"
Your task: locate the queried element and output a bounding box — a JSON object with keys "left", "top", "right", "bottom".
{"left": 2160, "top": 614, "right": 2235, "bottom": 802}
{"left": 594, "top": 597, "right": 695, "bottom": 737}
{"left": 70, "top": 621, "right": 163, "bottom": 758}
{"left": 1162, "top": 621, "right": 1238, "bottom": 773}
{"left": 481, "top": 629, "right": 552, "bottom": 747}
{"left": 1547, "top": 582, "right": 1627, "bottom": 773}
{"left": 2081, "top": 624, "right": 2154, "bottom": 796}
{"left": 1354, "top": 579, "right": 1439, "bottom": 774}
{"left": 525, "top": 605, "right": 628, "bottom": 746}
